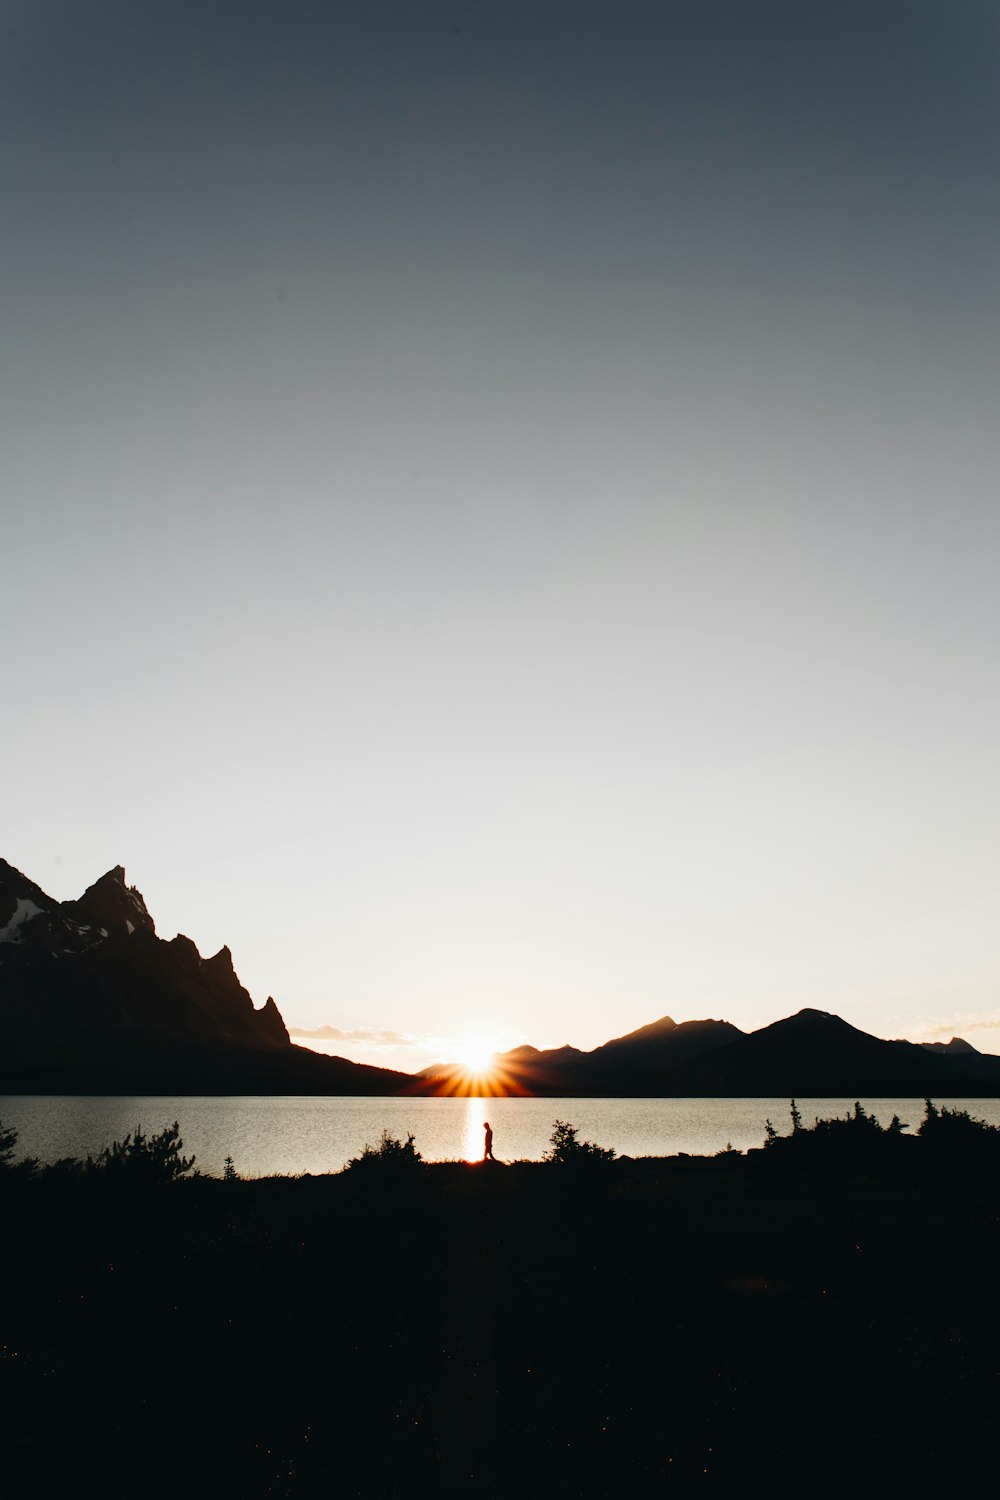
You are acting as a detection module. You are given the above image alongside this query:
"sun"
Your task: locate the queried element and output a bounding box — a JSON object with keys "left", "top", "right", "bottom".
{"left": 451, "top": 1038, "right": 499, "bottom": 1080}
{"left": 428, "top": 1033, "right": 526, "bottom": 1098}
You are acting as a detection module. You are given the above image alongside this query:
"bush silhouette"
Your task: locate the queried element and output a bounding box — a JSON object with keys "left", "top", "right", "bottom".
{"left": 0, "top": 1119, "right": 19, "bottom": 1170}
{"left": 544, "top": 1120, "right": 616, "bottom": 1165}
{"left": 758, "top": 1098, "right": 1000, "bottom": 1159}
{"left": 0, "top": 1119, "right": 37, "bottom": 1178}
{"left": 89, "top": 1122, "right": 196, "bottom": 1184}
{"left": 763, "top": 1100, "right": 905, "bottom": 1154}
{"left": 809, "top": 1100, "right": 886, "bottom": 1142}
{"left": 764, "top": 1100, "right": 814, "bottom": 1147}
{"left": 918, "top": 1098, "right": 1000, "bottom": 1147}
{"left": 345, "top": 1129, "right": 423, "bottom": 1176}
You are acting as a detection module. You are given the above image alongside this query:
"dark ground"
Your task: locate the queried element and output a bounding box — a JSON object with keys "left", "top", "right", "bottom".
{"left": 2, "top": 1141, "right": 999, "bottom": 1498}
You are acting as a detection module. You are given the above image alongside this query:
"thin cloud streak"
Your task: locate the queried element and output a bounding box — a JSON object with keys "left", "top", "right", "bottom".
{"left": 288, "top": 1025, "right": 420, "bottom": 1047}
{"left": 904, "top": 1012, "right": 1000, "bottom": 1046}
{"left": 288, "top": 1021, "right": 526, "bottom": 1077}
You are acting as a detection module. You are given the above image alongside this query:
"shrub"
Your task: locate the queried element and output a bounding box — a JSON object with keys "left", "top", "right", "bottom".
{"left": 918, "top": 1099, "right": 1000, "bottom": 1145}
{"left": 810, "top": 1101, "right": 885, "bottom": 1141}
{"left": 345, "top": 1129, "right": 423, "bottom": 1175}
{"left": 763, "top": 1101, "right": 811, "bottom": 1147}
{"left": 0, "top": 1120, "right": 37, "bottom": 1178}
{"left": 544, "top": 1120, "right": 616, "bottom": 1165}
{"left": 761, "top": 1100, "right": 919, "bottom": 1156}
{"left": 764, "top": 1099, "right": 892, "bottom": 1149}
{"left": 0, "top": 1120, "right": 18, "bottom": 1170}
{"left": 89, "top": 1122, "right": 196, "bottom": 1184}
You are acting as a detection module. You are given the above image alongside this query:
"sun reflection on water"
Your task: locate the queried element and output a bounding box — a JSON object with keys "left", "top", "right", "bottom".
{"left": 462, "top": 1097, "right": 488, "bottom": 1162}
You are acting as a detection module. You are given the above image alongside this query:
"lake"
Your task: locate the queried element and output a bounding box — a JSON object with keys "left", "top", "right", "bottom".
{"left": 4, "top": 1094, "right": 1000, "bottom": 1176}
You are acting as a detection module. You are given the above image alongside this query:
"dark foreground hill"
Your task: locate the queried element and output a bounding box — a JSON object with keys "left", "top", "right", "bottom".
{"left": 0, "top": 859, "right": 408, "bottom": 1095}
{"left": 2, "top": 1130, "right": 999, "bottom": 1497}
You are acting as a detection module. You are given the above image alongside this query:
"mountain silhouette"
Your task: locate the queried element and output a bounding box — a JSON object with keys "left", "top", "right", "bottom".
{"left": 417, "top": 1006, "right": 1000, "bottom": 1097}
{"left": 691, "top": 1007, "right": 944, "bottom": 1096}
{"left": 585, "top": 1015, "right": 744, "bottom": 1088}
{"left": 4, "top": 856, "right": 999, "bottom": 1096}
{"left": 0, "top": 859, "right": 408, "bottom": 1095}
{"left": 921, "top": 1036, "right": 977, "bottom": 1055}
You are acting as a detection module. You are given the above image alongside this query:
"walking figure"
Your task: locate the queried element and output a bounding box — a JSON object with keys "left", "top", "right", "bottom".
{"left": 483, "top": 1121, "right": 496, "bottom": 1162}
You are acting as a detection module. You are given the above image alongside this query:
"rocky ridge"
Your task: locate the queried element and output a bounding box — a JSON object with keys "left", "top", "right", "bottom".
{"left": 0, "top": 858, "right": 406, "bottom": 1095}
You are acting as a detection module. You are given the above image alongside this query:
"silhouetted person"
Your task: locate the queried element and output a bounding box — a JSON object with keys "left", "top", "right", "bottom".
{"left": 483, "top": 1121, "right": 495, "bottom": 1162}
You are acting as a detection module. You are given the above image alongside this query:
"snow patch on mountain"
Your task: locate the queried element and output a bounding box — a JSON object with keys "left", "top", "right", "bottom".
{"left": 0, "top": 898, "right": 44, "bottom": 943}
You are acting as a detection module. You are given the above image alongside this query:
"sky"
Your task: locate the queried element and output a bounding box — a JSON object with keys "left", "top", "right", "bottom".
{"left": 3, "top": 1, "right": 999, "bottom": 1074}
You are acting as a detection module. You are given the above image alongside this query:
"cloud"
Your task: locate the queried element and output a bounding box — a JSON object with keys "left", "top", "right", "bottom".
{"left": 903, "top": 1011, "right": 1000, "bottom": 1044}
{"left": 288, "top": 1024, "right": 420, "bottom": 1047}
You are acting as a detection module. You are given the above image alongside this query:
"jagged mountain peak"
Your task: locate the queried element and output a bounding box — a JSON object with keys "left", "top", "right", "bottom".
{"left": 65, "top": 865, "right": 155, "bottom": 939}
{"left": 0, "top": 858, "right": 57, "bottom": 931}
{"left": 0, "top": 855, "right": 309, "bottom": 1087}
{"left": 206, "top": 944, "right": 235, "bottom": 973}
{"left": 258, "top": 996, "right": 291, "bottom": 1046}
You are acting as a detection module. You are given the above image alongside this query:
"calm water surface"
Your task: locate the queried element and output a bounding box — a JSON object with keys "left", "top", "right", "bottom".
{"left": 4, "top": 1095, "right": 1000, "bottom": 1176}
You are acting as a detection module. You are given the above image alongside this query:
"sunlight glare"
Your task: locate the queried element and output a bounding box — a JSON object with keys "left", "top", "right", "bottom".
{"left": 452, "top": 1038, "right": 498, "bottom": 1079}
{"left": 462, "top": 1096, "right": 488, "bottom": 1162}
{"left": 427, "top": 1033, "right": 525, "bottom": 1101}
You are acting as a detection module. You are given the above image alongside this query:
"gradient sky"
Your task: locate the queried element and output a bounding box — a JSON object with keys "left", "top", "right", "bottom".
{"left": 4, "top": 1, "right": 999, "bottom": 1072}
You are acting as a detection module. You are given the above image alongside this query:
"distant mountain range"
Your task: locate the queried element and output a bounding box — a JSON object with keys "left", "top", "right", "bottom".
{"left": 415, "top": 1009, "right": 1000, "bottom": 1098}
{"left": 3, "top": 856, "right": 998, "bottom": 1097}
